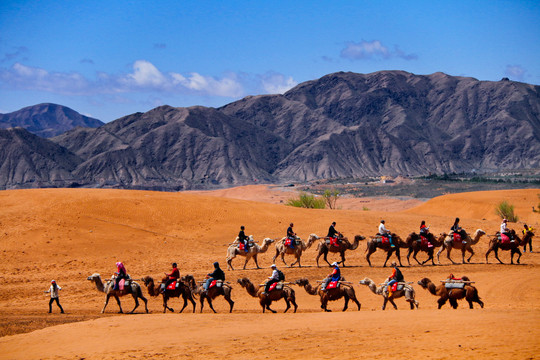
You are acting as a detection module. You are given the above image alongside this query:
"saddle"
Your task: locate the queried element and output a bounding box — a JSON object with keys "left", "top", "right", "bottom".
{"left": 327, "top": 237, "right": 340, "bottom": 247}
{"left": 209, "top": 280, "right": 223, "bottom": 289}
{"left": 499, "top": 233, "right": 511, "bottom": 244}
{"left": 444, "top": 282, "right": 465, "bottom": 290}
{"left": 451, "top": 232, "right": 462, "bottom": 242}
{"left": 166, "top": 281, "right": 178, "bottom": 290}
{"left": 380, "top": 235, "right": 390, "bottom": 245}
{"left": 325, "top": 280, "right": 340, "bottom": 290}
{"left": 268, "top": 282, "right": 284, "bottom": 292}
{"left": 285, "top": 238, "right": 300, "bottom": 247}
{"left": 388, "top": 283, "right": 404, "bottom": 292}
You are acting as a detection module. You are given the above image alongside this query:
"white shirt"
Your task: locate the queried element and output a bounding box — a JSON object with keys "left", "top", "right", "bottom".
{"left": 269, "top": 269, "right": 279, "bottom": 280}
{"left": 501, "top": 222, "right": 508, "bottom": 233}
{"left": 46, "top": 284, "right": 61, "bottom": 298}
{"left": 379, "top": 223, "right": 389, "bottom": 235}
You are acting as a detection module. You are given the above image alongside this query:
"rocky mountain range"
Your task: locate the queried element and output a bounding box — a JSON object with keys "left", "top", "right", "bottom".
{"left": 0, "top": 71, "right": 538, "bottom": 190}
{"left": 0, "top": 103, "right": 104, "bottom": 138}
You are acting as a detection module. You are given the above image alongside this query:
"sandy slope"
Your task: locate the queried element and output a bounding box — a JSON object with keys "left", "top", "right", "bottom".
{"left": 0, "top": 187, "right": 539, "bottom": 359}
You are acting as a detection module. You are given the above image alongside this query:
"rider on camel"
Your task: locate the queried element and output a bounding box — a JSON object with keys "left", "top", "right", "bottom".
{"left": 379, "top": 220, "right": 395, "bottom": 248}
{"left": 420, "top": 220, "right": 434, "bottom": 248}
{"left": 262, "top": 264, "right": 280, "bottom": 295}
{"left": 386, "top": 261, "right": 404, "bottom": 297}
{"left": 500, "top": 219, "right": 515, "bottom": 242}
{"left": 114, "top": 261, "right": 127, "bottom": 290}
{"left": 321, "top": 262, "right": 341, "bottom": 291}
{"left": 238, "top": 225, "right": 249, "bottom": 252}
{"left": 204, "top": 262, "right": 225, "bottom": 291}
{"left": 450, "top": 217, "right": 467, "bottom": 244}
{"left": 327, "top": 221, "right": 341, "bottom": 247}
{"left": 287, "top": 223, "right": 296, "bottom": 249}
{"left": 161, "top": 262, "right": 180, "bottom": 293}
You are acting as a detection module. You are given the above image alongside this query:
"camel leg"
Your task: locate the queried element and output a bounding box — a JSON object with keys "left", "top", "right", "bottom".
{"left": 323, "top": 250, "right": 332, "bottom": 267}
{"left": 436, "top": 244, "right": 445, "bottom": 265}
{"left": 515, "top": 248, "right": 522, "bottom": 264}
{"left": 130, "top": 293, "right": 140, "bottom": 314}
{"left": 382, "top": 297, "right": 388, "bottom": 310}
{"left": 446, "top": 246, "right": 457, "bottom": 265}
{"left": 101, "top": 294, "right": 113, "bottom": 314}
{"left": 291, "top": 296, "right": 298, "bottom": 313}
{"left": 206, "top": 297, "right": 217, "bottom": 313}
{"left": 226, "top": 256, "right": 234, "bottom": 271}
{"left": 342, "top": 294, "right": 349, "bottom": 312}
{"left": 383, "top": 250, "right": 393, "bottom": 267}
{"left": 225, "top": 293, "right": 234, "bottom": 313}
{"left": 340, "top": 251, "right": 346, "bottom": 267}
{"left": 389, "top": 298, "right": 398, "bottom": 310}
{"left": 316, "top": 250, "right": 323, "bottom": 268}
{"left": 396, "top": 248, "right": 403, "bottom": 266}
{"left": 449, "top": 298, "right": 459, "bottom": 309}
{"left": 283, "top": 298, "right": 291, "bottom": 313}
{"left": 437, "top": 295, "right": 448, "bottom": 309}
{"left": 406, "top": 247, "right": 413, "bottom": 266}
{"left": 272, "top": 249, "right": 279, "bottom": 264}
{"left": 163, "top": 295, "right": 173, "bottom": 313}
{"left": 485, "top": 246, "right": 493, "bottom": 264}
{"left": 253, "top": 254, "right": 261, "bottom": 269}
{"left": 465, "top": 247, "right": 474, "bottom": 263}
{"left": 177, "top": 295, "right": 188, "bottom": 313}
{"left": 321, "top": 297, "right": 330, "bottom": 312}
{"left": 290, "top": 252, "right": 301, "bottom": 268}
{"left": 199, "top": 294, "right": 205, "bottom": 313}
{"left": 493, "top": 248, "right": 504, "bottom": 264}
{"left": 366, "top": 248, "right": 374, "bottom": 267}
{"left": 266, "top": 303, "right": 277, "bottom": 313}
{"left": 280, "top": 252, "right": 288, "bottom": 267}
{"left": 243, "top": 255, "right": 250, "bottom": 270}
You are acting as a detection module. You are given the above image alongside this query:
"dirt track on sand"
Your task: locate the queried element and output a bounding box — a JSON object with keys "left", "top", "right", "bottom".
{"left": 0, "top": 187, "right": 539, "bottom": 359}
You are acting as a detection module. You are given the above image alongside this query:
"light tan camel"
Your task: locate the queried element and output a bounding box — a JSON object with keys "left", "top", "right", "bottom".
{"left": 417, "top": 277, "right": 484, "bottom": 309}
{"left": 365, "top": 233, "right": 409, "bottom": 267}
{"left": 272, "top": 234, "right": 318, "bottom": 267}
{"left": 294, "top": 278, "right": 361, "bottom": 312}
{"left": 141, "top": 276, "right": 196, "bottom": 313}
{"left": 236, "top": 277, "right": 297, "bottom": 313}
{"left": 183, "top": 275, "right": 234, "bottom": 313}
{"left": 436, "top": 229, "right": 486, "bottom": 264}
{"left": 358, "top": 277, "right": 418, "bottom": 310}
{"left": 406, "top": 232, "right": 446, "bottom": 266}
{"left": 226, "top": 237, "right": 275, "bottom": 270}
{"left": 314, "top": 234, "right": 366, "bottom": 267}
{"left": 485, "top": 230, "right": 534, "bottom": 264}
{"left": 87, "top": 273, "right": 148, "bottom": 314}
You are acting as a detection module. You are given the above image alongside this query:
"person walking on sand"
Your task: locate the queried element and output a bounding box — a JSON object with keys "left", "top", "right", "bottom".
{"left": 44, "top": 280, "right": 64, "bottom": 313}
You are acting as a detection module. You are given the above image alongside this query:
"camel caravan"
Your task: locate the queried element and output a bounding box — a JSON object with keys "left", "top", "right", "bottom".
{"left": 83, "top": 220, "right": 533, "bottom": 314}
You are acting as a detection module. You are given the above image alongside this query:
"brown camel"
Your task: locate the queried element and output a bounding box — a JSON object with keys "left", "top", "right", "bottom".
{"left": 273, "top": 234, "right": 318, "bottom": 267}
{"left": 485, "top": 230, "right": 534, "bottom": 264}
{"left": 315, "top": 234, "right": 366, "bottom": 267}
{"left": 87, "top": 273, "right": 148, "bottom": 314}
{"left": 365, "top": 233, "right": 408, "bottom": 267}
{"left": 141, "top": 276, "right": 196, "bottom": 313}
{"left": 417, "top": 277, "right": 484, "bottom": 309}
{"left": 226, "top": 237, "right": 275, "bottom": 270}
{"left": 294, "top": 278, "right": 361, "bottom": 312}
{"left": 183, "top": 275, "right": 234, "bottom": 313}
{"left": 436, "top": 229, "right": 486, "bottom": 264}
{"left": 406, "top": 232, "right": 446, "bottom": 266}
{"left": 236, "top": 277, "right": 297, "bottom": 313}
{"left": 359, "top": 277, "right": 418, "bottom": 310}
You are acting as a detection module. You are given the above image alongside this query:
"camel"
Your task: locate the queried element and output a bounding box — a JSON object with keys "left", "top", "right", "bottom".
{"left": 236, "top": 277, "right": 297, "bottom": 313}
{"left": 272, "top": 234, "right": 318, "bottom": 267}
{"left": 358, "top": 277, "right": 418, "bottom": 310}
{"left": 314, "top": 234, "right": 366, "bottom": 267}
{"left": 406, "top": 232, "right": 446, "bottom": 266}
{"left": 417, "top": 277, "right": 484, "bottom": 309}
{"left": 87, "top": 273, "right": 148, "bottom": 314}
{"left": 183, "top": 275, "right": 234, "bottom": 313}
{"left": 294, "top": 278, "right": 361, "bottom": 312}
{"left": 436, "top": 229, "right": 486, "bottom": 264}
{"left": 365, "top": 233, "right": 408, "bottom": 267}
{"left": 485, "top": 230, "right": 534, "bottom": 264}
{"left": 226, "top": 237, "right": 275, "bottom": 270}
{"left": 141, "top": 276, "right": 196, "bottom": 313}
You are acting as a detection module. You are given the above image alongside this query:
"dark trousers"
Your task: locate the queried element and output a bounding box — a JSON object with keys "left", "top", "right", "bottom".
{"left": 265, "top": 279, "right": 278, "bottom": 293}
{"left": 49, "top": 297, "right": 64, "bottom": 313}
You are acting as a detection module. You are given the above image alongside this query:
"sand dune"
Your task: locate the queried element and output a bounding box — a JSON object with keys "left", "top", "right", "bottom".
{"left": 0, "top": 187, "right": 538, "bottom": 359}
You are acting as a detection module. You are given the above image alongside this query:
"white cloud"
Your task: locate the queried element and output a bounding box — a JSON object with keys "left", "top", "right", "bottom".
{"left": 505, "top": 65, "right": 526, "bottom": 81}
{"left": 260, "top": 72, "right": 298, "bottom": 94}
{"left": 0, "top": 60, "right": 297, "bottom": 100}
{"left": 340, "top": 40, "right": 417, "bottom": 61}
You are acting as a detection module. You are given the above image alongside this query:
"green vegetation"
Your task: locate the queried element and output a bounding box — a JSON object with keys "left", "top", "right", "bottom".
{"left": 495, "top": 200, "right": 519, "bottom": 222}
{"left": 322, "top": 188, "right": 340, "bottom": 209}
{"left": 362, "top": 206, "right": 370, "bottom": 211}
{"left": 286, "top": 192, "right": 326, "bottom": 209}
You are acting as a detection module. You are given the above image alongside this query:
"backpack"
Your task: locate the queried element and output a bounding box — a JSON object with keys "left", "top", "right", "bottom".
{"left": 277, "top": 270, "right": 285, "bottom": 281}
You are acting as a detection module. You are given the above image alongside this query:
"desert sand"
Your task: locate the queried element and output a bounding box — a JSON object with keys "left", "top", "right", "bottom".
{"left": 0, "top": 186, "right": 539, "bottom": 359}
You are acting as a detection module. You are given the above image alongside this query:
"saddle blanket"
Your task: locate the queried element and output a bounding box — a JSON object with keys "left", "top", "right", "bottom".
{"left": 268, "top": 282, "right": 283, "bottom": 292}
{"left": 166, "top": 281, "right": 177, "bottom": 290}
{"left": 376, "top": 235, "right": 390, "bottom": 244}
{"left": 444, "top": 282, "right": 465, "bottom": 290}
{"left": 119, "top": 279, "right": 129, "bottom": 291}
{"left": 285, "top": 238, "right": 301, "bottom": 247}
{"left": 420, "top": 236, "right": 430, "bottom": 246}
{"left": 452, "top": 233, "right": 462, "bottom": 242}
{"left": 388, "top": 283, "right": 404, "bottom": 292}
{"left": 209, "top": 280, "right": 223, "bottom": 289}
{"left": 500, "top": 234, "right": 511, "bottom": 244}
{"left": 326, "top": 280, "right": 340, "bottom": 290}
{"left": 239, "top": 243, "right": 249, "bottom": 251}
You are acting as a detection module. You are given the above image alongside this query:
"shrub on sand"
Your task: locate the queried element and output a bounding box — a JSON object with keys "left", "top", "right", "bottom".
{"left": 495, "top": 200, "right": 519, "bottom": 222}
{"left": 286, "top": 192, "right": 326, "bottom": 209}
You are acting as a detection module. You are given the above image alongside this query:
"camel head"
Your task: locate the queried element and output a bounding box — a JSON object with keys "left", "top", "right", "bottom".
{"left": 358, "top": 277, "right": 374, "bottom": 286}
{"left": 354, "top": 235, "right": 366, "bottom": 242}
{"left": 262, "top": 237, "right": 275, "bottom": 245}
{"left": 181, "top": 274, "right": 196, "bottom": 289}
{"left": 141, "top": 276, "right": 153, "bottom": 286}
{"left": 417, "top": 278, "right": 431, "bottom": 289}
{"left": 475, "top": 229, "right": 486, "bottom": 237}
{"left": 236, "top": 277, "right": 251, "bottom": 287}
{"left": 294, "top": 278, "right": 309, "bottom": 286}
{"left": 87, "top": 273, "right": 101, "bottom": 281}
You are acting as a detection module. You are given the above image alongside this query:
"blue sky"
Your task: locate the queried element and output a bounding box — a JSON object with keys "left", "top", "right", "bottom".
{"left": 1, "top": 1, "right": 539, "bottom": 122}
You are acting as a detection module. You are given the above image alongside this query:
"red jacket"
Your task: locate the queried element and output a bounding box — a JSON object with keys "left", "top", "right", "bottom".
{"left": 166, "top": 268, "right": 180, "bottom": 279}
